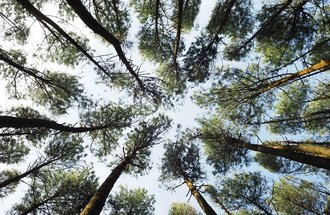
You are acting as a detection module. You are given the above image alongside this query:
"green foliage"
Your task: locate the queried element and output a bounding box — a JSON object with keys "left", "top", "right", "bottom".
{"left": 268, "top": 80, "right": 330, "bottom": 135}
{"left": 91, "top": 0, "right": 131, "bottom": 44}
{"left": 81, "top": 103, "right": 134, "bottom": 157}
{"left": 172, "top": 0, "right": 201, "bottom": 31}
{"left": 0, "top": 0, "right": 30, "bottom": 44}
{"left": 195, "top": 64, "right": 276, "bottom": 125}
{"left": 0, "top": 0, "right": 330, "bottom": 214}
{"left": 0, "top": 137, "right": 30, "bottom": 164}
{"left": 107, "top": 185, "right": 155, "bottom": 215}
{"left": 10, "top": 168, "right": 98, "bottom": 215}
{"left": 198, "top": 117, "right": 251, "bottom": 174}
{"left": 29, "top": 71, "right": 85, "bottom": 115}
{"left": 0, "top": 169, "right": 20, "bottom": 198}
{"left": 160, "top": 130, "right": 205, "bottom": 184}
{"left": 256, "top": 1, "right": 316, "bottom": 65}
{"left": 273, "top": 178, "right": 329, "bottom": 214}
{"left": 168, "top": 202, "right": 198, "bottom": 215}
{"left": 216, "top": 172, "right": 272, "bottom": 214}
{"left": 44, "top": 133, "right": 85, "bottom": 165}
{"left": 275, "top": 81, "right": 309, "bottom": 116}
{"left": 182, "top": 34, "right": 218, "bottom": 83}
{"left": 207, "top": 0, "right": 253, "bottom": 39}
{"left": 138, "top": 24, "right": 174, "bottom": 62}
{"left": 254, "top": 152, "right": 308, "bottom": 174}
{"left": 124, "top": 115, "right": 171, "bottom": 175}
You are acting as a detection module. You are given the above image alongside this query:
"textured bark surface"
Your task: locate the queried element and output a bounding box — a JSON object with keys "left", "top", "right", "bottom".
{"left": 239, "top": 140, "right": 330, "bottom": 170}
{"left": 0, "top": 116, "right": 123, "bottom": 133}
{"left": 184, "top": 177, "right": 217, "bottom": 215}
{"left": 80, "top": 158, "right": 131, "bottom": 215}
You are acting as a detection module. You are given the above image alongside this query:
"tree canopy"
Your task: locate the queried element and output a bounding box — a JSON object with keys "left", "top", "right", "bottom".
{"left": 0, "top": 0, "right": 329, "bottom": 214}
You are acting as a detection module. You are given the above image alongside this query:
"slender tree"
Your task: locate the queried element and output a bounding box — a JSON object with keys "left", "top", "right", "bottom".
{"left": 160, "top": 132, "right": 217, "bottom": 215}
{"left": 81, "top": 115, "right": 170, "bottom": 215}
{"left": 107, "top": 185, "right": 155, "bottom": 215}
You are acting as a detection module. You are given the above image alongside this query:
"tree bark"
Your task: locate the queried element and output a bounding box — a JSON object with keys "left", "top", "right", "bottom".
{"left": 80, "top": 157, "right": 132, "bottom": 215}
{"left": 236, "top": 139, "right": 330, "bottom": 170}
{"left": 255, "top": 59, "right": 330, "bottom": 96}
{"left": 265, "top": 143, "right": 330, "bottom": 159}
{"left": 259, "top": 109, "right": 330, "bottom": 125}
{"left": 0, "top": 115, "right": 127, "bottom": 133}
{"left": 183, "top": 177, "right": 217, "bottom": 215}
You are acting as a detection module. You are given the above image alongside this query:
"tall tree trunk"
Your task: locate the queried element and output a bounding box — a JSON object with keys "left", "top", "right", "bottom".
{"left": 0, "top": 115, "right": 127, "bottom": 133}
{"left": 183, "top": 177, "right": 217, "bottom": 215}
{"left": 236, "top": 139, "right": 330, "bottom": 170}
{"left": 265, "top": 143, "right": 330, "bottom": 159}
{"left": 0, "top": 158, "right": 57, "bottom": 189}
{"left": 258, "top": 109, "right": 330, "bottom": 125}
{"left": 80, "top": 157, "right": 132, "bottom": 215}
{"left": 255, "top": 59, "right": 330, "bottom": 96}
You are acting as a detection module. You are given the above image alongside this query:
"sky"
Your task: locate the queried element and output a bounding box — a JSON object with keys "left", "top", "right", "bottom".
{"left": 0, "top": 0, "right": 319, "bottom": 214}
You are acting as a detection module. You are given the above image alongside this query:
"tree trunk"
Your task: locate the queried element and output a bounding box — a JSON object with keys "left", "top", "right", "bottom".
{"left": 258, "top": 109, "right": 330, "bottom": 125}
{"left": 0, "top": 115, "right": 126, "bottom": 133}
{"left": 0, "top": 159, "right": 56, "bottom": 189}
{"left": 237, "top": 139, "right": 330, "bottom": 170}
{"left": 183, "top": 177, "right": 217, "bottom": 215}
{"left": 266, "top": 143, "right": 330, "bottom": 159}
{"left": 256, "top": 59, "right": 330, "bottom": 96}
{"left": 80, "top": 157, "right": 132, "bottom": 215}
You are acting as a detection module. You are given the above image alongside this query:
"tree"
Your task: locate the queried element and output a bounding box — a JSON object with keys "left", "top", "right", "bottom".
{"left": 10, "top": 168, "right": 98, "bottom": 215}
{"left": 211, "top": 172, "right": 273, "bottom": 215}
{"left": 272, "top": 177, "right": 329, "bottom": 215}
{"left": 107, "top": 185, "right": 155, "bottom": 215}
{"left": 198, "top": 117, "right": 330, "bottom": 171}
{"left": 81, "top": 115, "right": 170, "bottom": 215}
{"left": 168, "top": 202, "right": 199, "bottom": 215}
{"left": 160, "top": 131, "right": 217, "bottom": 215}
{"left": 0, "top": 132, "right": 85, "bottom": 190}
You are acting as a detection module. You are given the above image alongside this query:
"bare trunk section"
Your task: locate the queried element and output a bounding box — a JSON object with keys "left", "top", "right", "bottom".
{"left": 266, "top": 143, "right": 330, "bottom": 159}
{"left": 183, "top": 177, "right": 217, "bottom": 215}
{"left": 259, "top": 109, "right": 330, "bottom": 125}
{"left": 0, "top": 115, "right": 126, "bottom": 133}
{"left": 256, "top": 59, "right": 330, "bottom": 96}
{"left": 80, "top": 157, "right": 131, "bottom": 215}
{"left": 237, "top": 139, "right": 330, "bottom": 170}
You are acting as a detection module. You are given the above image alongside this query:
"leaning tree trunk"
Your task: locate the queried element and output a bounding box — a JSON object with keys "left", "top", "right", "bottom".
{"left": 0, "top": 115, "right": 126, "bottom": 133}
{"left": 183, "top": 176, "right": 217, "bottom": 215}
{"left": 20, "top": 193, "right": 59, "bottom": 215}
{"left": 80, "top": 157, "right": 132, "bottom": 215}
{"left": 0, "top": 158, "right": 57, "bottom": 189}
{"left": 237, "top": 139, "right": 330, "bottom": 170}
{"left": 255, "top": 59, "right": 330, "bottom": 96}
